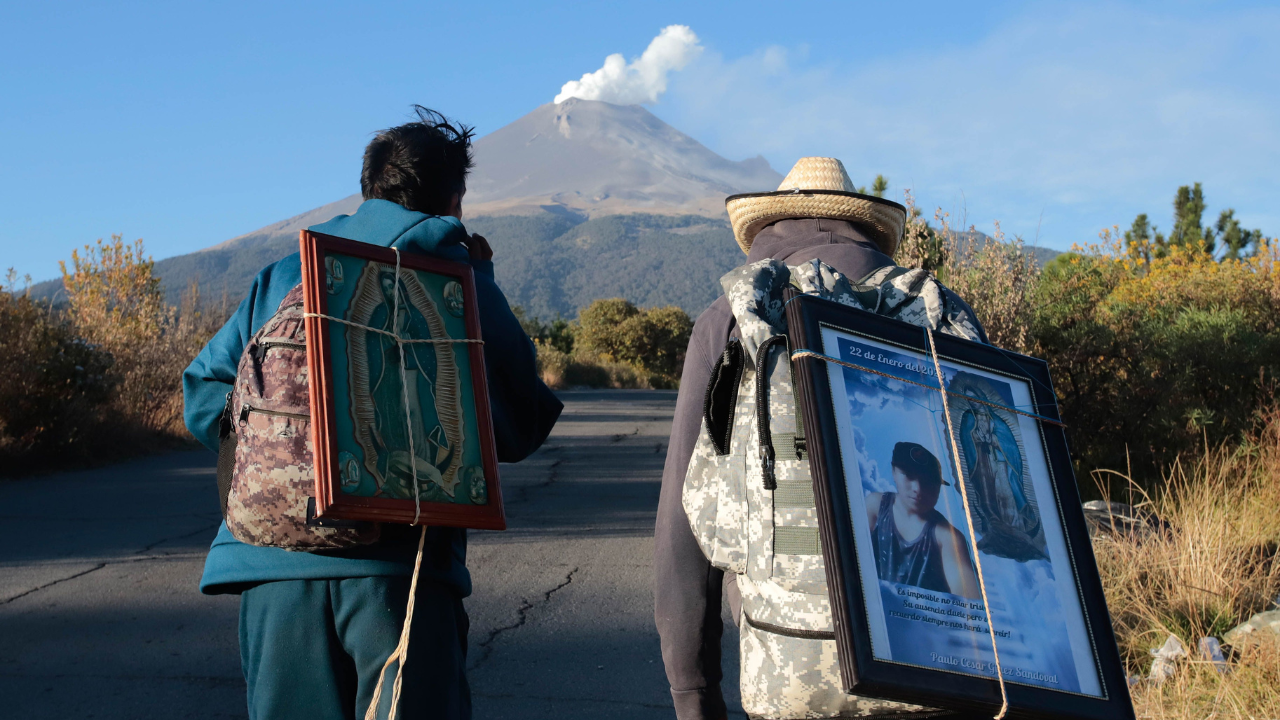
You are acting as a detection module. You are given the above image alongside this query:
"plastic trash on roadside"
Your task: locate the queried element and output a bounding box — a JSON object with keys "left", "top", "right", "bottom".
{"left": 1148, "top": 635, "right": 1186, "bottom": 682}
{"left": 1198, "top": 637, "right": 1229, "bottom": 674}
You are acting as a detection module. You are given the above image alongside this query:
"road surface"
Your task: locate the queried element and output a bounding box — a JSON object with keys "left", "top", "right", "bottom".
{"left": 0, "top": 390, "right": 743, "bottom": 719}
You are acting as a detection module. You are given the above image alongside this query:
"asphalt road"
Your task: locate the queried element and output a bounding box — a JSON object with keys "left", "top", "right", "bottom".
{"left": 0, "top": 390, "right": 743, "bottom": 719}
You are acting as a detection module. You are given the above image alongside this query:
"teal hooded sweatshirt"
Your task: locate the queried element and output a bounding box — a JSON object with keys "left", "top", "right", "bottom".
{"left": 184, "top": 199, "right": 562, "bottom": 595}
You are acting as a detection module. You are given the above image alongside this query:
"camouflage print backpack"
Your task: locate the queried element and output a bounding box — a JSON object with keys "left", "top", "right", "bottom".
{"left": 683, "top": 258, "right": 983, "bottom": 719}
{"left": 216, "top": 284, "right": 379, "bottom": 550}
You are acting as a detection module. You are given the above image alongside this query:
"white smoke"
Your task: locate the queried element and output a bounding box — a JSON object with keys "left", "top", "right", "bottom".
{"left": 554, "top": 25, "right": 703, "bottom": 105}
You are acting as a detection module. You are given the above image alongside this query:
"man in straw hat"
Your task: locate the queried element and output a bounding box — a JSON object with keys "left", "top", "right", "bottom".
{"left": 654, "top": 158, "right": 986, "bottom": 719}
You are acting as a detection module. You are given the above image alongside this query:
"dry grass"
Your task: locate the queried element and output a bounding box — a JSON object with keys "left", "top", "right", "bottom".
{"left": 60, "top": 235, "right": 228, "bottom": 440}
{"left": 1092, "top": 409, "right": 1280, "bottom": 719}
{"left": 0, "top": 236, "right": 228, "bottom": 474}
{"left": 895, "top": 191, "right": 1040, "bottom": 352}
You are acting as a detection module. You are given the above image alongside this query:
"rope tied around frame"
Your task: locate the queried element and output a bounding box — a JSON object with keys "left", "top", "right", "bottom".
{"left": 788, "top": 350, "right": 1064, "bottom": 427}
{"left": 303, "top": 246, "right": 485, "bottom": 524}
{"left": 303, "top": 246, "right": 482, "bottom": 720}
{"left": 791, "top": 334, "right": 1016, "bottom": 719}
{"left": 926, "top": 329, "right": 1009, "bottom": 720}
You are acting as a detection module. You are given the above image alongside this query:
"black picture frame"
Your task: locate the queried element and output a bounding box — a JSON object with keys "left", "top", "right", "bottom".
{"left": 784, "top": 289, "right": 1133, "bottom": 720}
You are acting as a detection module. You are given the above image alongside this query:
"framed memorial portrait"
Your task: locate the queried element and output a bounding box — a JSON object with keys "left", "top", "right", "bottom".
{"left": 785, "top": 291, "right": 1133, "bottom": 720}
{"left": 300, "top": 230, "right": 504, "bottom": 530}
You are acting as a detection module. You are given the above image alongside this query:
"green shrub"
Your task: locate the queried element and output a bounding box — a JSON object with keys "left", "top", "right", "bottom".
{"left": 511, "top": 305, "right": 576, "bottom": 354}
{"left": 576, "top": 298, "right": 692, "bottom": 387}
{"left": 1030, "top": 238, "right": 1280, "bottom": 488}
{"left": 533, "top": 341, "right": 647, "bottom": 390}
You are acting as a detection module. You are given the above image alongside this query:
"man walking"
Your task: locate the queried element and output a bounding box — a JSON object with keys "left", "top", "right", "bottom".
{"left": 184, "top": 106, "right": 562, "bottom": 720}
{"left": 654, "top": 157, "right": 986, "bottom": 718}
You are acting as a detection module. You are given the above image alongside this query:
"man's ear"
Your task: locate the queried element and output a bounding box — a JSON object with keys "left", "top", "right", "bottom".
{"left": 447, "top": 192, "right": 463, "bottom": 219}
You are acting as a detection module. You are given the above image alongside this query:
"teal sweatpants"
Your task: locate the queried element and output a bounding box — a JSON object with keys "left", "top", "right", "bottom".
{"left": 239, "top": 577, "right": 470, "bottom": 720}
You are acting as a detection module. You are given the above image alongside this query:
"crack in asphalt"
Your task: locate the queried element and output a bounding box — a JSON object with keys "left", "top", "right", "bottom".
{"left": 509, "top": 457, "right": 562, "bottom": 507}
{"left": 2, "top": 522, "right": 222, "bottom": 605}
{"left": 610, "top": 426, "right": 642, "bottom": 443}
{"left": 469, "top": 566, "right": 579, "bottom": 670}
{"left": 134, "top": 521, "right": 223, "bottom": 555}
{"left": 0, "top": 563, "right": 108, "bottom": 605}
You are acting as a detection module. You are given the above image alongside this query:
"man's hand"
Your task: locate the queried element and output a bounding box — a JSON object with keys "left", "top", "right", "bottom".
{"left": 466, "top": 233, "right": 493, "bottom": 262}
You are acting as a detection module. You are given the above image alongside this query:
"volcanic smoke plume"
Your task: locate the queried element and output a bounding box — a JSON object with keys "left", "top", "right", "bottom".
{"left": 554, "top": 25, "right": 702, "bottom": 105}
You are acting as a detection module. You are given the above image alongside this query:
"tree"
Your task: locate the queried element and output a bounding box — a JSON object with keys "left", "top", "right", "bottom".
{"left": 1169, "top": 183, "right": 1207, "bottom": 251}
{"left": 856, "top": 175, "right": 889, "bottom": 198}
{"left": 1124, "top": 213, "right": 1167, "bottom": 261}
{"left": 1127, "top": 183, "right": 1268, "bottom": 261}
{"left": 511, "top": 305, "right": 575, "bottom": 354}
{"left": 1213, "top": 209, "right": 1263, "bottom": 260}
{"left": 59, "top": 234, "right": 167, "bottom": 349}
{"left": 0, "top": 269, "right": 115, "bottom": 467}
{"left": 57, "top": 235, "right": 195, "bottom": 434}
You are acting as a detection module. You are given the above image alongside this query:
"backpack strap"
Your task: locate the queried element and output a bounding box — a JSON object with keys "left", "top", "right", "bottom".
{"left": 703, "top": 338, "right": 745, "bottom": 456}
{"left": 216, "top": 391, "right": 236, "bottom": 518}
{"left": 754, "top": 334, "right": 789, "bottom": 491}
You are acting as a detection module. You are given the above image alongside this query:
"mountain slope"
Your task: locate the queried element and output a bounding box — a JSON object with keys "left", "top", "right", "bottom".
{"left": 197, "top": 98, "right": 781, "bottom": 257}
{"left": 132, "top": 212, "right": 743, "bottom": 319}
{"left": 469, "top": 213, "right": 743, "bottom": 320}
{"left": 30, "top": 99, "right": 781, "bottom": 307}
{"left": 464, "top": 99, "right": 782, "bottom": 216}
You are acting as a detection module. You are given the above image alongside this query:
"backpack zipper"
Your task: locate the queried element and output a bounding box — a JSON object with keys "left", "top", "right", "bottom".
{"left": 261, "top": 338, "right": 305, "bottom": 350}
{"left": 239, "top": 404, "right": 309, "bottom": 422}
{"left": 254, "top": 337, "right": 306, "bottom": 362}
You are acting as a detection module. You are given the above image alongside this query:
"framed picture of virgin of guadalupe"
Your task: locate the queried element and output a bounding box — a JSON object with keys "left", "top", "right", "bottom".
{"left": 784, "top": 290, "right": 1133, "bottom": 720}
{"left": 300, "top": 230, "right": 504, "bottom": 530}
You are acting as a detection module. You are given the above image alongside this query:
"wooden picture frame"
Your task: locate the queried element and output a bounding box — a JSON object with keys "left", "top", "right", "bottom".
{"left": 300, "top": 230, "right": 505, "bottom": 530}
{"left": 784, "top": 290, "right": 1132, "bottom": 720}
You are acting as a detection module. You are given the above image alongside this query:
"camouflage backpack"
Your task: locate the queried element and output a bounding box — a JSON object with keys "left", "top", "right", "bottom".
{"left": 683, "top": 258, "right": 983, "bottom": 719}
{"left": 216, "top": 284, "right": 380, "bottom": 550}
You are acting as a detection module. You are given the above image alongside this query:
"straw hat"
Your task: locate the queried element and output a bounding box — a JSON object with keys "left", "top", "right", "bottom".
{"left": 725, "top": 157, "right": 907, "bottom": 256}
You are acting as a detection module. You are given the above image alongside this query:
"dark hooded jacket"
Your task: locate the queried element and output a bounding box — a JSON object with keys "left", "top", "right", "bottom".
{"left": 653, "top": 217, "right": 986, "bottom": 720}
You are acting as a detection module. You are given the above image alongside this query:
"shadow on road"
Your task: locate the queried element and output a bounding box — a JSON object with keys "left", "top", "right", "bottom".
{"left": 0, "top": 389, "right": 752, "bottom": 719}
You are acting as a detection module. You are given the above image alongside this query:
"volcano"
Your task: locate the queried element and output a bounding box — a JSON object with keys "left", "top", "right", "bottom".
{"left": 464, "top": 98, "right": 781, "bottom": 216}
{"left": 60, "top": 100, "right": 777, "bottom": 317}
{"left": 205, "top": 99, "right": 780, "bottom": 255}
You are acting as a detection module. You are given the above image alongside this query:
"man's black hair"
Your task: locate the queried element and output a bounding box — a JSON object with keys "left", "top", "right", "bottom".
{"left": 361, "top": 105, "right": 475, "bottom": 216}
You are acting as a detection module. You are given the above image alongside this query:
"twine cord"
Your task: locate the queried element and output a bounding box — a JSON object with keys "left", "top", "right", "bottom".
{"left": 363, "top": 525, "right": 427, "bottom": 720}
{"left": 790, "top": 334, "right": 1018, "bottom": 717}
{"left": 789, "top": 350, "right": 1064, "bottom": 427}
{"left": 303, "top": 313, "right": 485, "bottom": 345}
{"left": 304, "top": 246, "right": 480, "bottom": 720}
{"left": 303, "top": 246, "right": 485, "bottom": 524}
{"left": 926, "top": 329, "right": 1009, "bottom": 720}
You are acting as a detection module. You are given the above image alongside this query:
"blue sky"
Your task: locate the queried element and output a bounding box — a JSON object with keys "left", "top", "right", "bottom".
{"left": 2, "top": 1, "right": 1276, "bottom": 282}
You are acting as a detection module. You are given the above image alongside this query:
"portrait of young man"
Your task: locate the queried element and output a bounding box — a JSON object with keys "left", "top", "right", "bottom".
{"left": 866, "top": 442, "right": 980, "bottom": 600}
{"left": 182, "top": 106, "right": 562, "bottom": 720}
